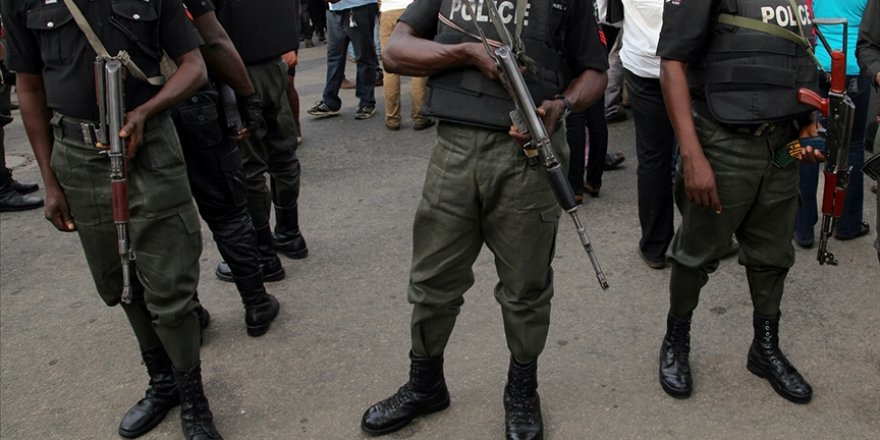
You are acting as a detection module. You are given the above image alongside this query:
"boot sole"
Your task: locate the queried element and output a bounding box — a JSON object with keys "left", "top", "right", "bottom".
{"left": 746, "top": 358, "right": 812, "bottom": 404}
{"left": 246, "top": 304, "right": 281, "bottom": 337}
{"left": 117, "top": 405, "right": 177, "bottom": 438}
{"left": 276, "top": 246, "right": 308, "bottom": 260}
{"left": 360, "top": 396, "right": 450, "bottom": 436}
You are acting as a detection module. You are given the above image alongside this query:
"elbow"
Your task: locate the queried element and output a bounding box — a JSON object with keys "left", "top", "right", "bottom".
{"left": 382, "top": 46, "right": 402, "bottom": 75}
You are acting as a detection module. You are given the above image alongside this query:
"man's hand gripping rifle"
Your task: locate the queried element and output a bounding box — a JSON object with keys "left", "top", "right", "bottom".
{"left": 464, "top": 0, "right": 609, "bottom": 289}
{"left": 95, "top": 57, "right": 135, "bottom": 303}
{"left": 796, "top": 18, "right": 856, "bottom": 266}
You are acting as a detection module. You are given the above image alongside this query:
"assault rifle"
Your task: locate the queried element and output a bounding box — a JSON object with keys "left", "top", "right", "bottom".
{"left": 796, "top": 18, "right": 855, "bottom": 266}
{"left": 464, "top": 0, "right": 609, "bottom": 289}
{"left": 95, "top": 57, "right": 135, "bottom": 303}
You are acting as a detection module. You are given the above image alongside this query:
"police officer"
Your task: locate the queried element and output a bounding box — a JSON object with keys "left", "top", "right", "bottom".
{"left": 213, "top": 0, "right": 308, "bottom": 283}
{"left": 656, "top": 0, "right": 824, "bottom": 404}
{"left": 172, "top": 0, "right": 281, "bottom": 338}
{"left": 2, "top": 0, "right": 224, "bottom": 438}
{"left": 360, "top": 1, "right": 608, "bottom": 438}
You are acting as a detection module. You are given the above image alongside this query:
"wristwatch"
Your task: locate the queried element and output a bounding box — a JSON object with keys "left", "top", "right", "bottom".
{"left": 553, "top": 94, "right": 572, "bottom": 119}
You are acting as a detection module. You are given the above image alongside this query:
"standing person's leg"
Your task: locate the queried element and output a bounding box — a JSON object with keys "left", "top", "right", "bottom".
{"left": 361, "top": 123, "right": 486, "bottom": 436}
{"left": 300, "top": 0, "right": 314, "bottom": 45}
{"left": 626, "top": 70, "right": 675, "bottom": 266}
{"left": 484, "top": 128, "right": 566, "bottom": 440}
{"left": 348, "top": 3, "right": 378, "bottom": 114}
{"left": 379, "top": 9, "right": 402, "bottom": 129}
{"left": 411, "top": 75, "right": 432, "bottom": 129}
{"left": 0, "top": 82, "right": 43, "bottom": 211}
{"left": 835, "top": 75, "right": 871, "bottom": 238}
{"left": 565, "top": 110, "right": 587, "bottom": 202}
{"left": 311, "top": 0, "right": 328, "bottom": 41}
{"left": 243, "top": 59, "right": 308, "bottom": 260}
{"left": 317, "top": 9, "right": 350, "bottom": 112}
{"left": 584, "top": 100, "right": 608, "bottom": 195}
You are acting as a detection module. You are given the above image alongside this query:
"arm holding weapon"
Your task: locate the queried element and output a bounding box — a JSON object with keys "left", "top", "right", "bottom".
{"left": 797, "top": 18, "right": 856, "bottom": 266}
{"left": 463, "top": 0, "right": 610, "bottom": 289}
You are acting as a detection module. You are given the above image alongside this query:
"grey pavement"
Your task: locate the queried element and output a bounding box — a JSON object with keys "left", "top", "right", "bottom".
{"left": 1, "top": 43, "right": 879, "bottom": 440}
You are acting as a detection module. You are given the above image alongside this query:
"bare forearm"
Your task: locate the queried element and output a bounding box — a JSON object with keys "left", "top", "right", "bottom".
{"left": 660, "top": 59, "right": 702, "bottom": 162}
{"left": 383, "top": 24, "right": 481, "bottom": 77}
{"left": 562, "top": 69, "right": 607, "bottom": 112}
{"left": 16, "top": 73, "right": 59, "bottom": 189}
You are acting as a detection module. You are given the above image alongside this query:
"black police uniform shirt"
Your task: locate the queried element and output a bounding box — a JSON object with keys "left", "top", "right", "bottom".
{"left": 2, "top": 0, "right": 203, "bottom": 121}
{"left": 398, "top": 0, "right": 608, "bottom": 128}
{"left": 657, "top": 0, "right": 815, "bottom": 123}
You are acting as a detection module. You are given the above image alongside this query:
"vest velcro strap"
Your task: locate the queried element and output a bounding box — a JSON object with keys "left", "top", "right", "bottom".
{"left": 716, "top": 14, "right": 809, "bottom": 47}
{"left": 707, "top": 64, "right": 796, "bottom": 87}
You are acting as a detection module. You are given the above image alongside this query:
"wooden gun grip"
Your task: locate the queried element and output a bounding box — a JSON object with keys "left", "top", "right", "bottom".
{"left": 797, "top": 88, "right": 828, "bottom": 116}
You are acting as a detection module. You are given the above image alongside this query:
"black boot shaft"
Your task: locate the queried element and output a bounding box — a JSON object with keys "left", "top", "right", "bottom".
{"left": 504, "top": 358, "right": 543, "bottom": 440}
{"left": 174, "top": 363, "right": 224, "bottom": 440}
{"left": 273, "top": 205, "right": 308, "bottom": 259}
{"left": 360, "top": 352, "right": 450, "bottom": 435}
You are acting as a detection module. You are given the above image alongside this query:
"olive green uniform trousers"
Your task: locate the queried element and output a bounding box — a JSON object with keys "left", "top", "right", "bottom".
{"left": 50, "top": 112, "right": 202, "bottom": 369}
{"left": 409, "top": 122, "right": 567, "bottom": 364}
{"left": 668, "top": 114, "right": 800, "bottom": 318}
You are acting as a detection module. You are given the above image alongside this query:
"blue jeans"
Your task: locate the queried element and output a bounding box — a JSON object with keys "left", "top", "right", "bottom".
{"left": 323, "top": 3, "right": 378, "bottom": 110}
{"left": 796, "top": 74, "right": 869, "bottom": 242}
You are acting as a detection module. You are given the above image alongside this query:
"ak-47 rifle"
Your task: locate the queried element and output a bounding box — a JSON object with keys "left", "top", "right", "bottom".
{"left": 464, "top": 0, "right": 609, "bottom": 289}
{"left": 796, "top": 18, "right": 855, "bottom": 266}
{"left": 95, "top": 57, "right": 135, "bottom": 303}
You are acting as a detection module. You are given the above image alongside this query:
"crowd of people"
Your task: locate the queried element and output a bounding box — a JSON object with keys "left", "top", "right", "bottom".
{"left": 1, "top": 0, "right": 879, "bottom": 439}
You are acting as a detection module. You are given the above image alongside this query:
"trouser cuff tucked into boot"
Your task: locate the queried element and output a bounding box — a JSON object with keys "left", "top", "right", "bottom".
{"left": 746, "top": 312, "right": 812, "bottom": 404}
{"left": 118, "top": 346, "right": 180, "bottom": 438}
{"left": 361, "top": 351, "right": 450, "bottom": 435}
{"left": 504, "top": 357, "right": 543, "bottom": 440}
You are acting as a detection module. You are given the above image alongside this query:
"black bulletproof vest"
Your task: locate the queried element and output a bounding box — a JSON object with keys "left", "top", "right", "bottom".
{"left": 693, "top": 0, "right": 818, "bottom": 124}
{"left": 215, "top": 0, "right": 299, "bottom": 64}
{"left": 423, "top": 0, "right": 572, "bottom": 130}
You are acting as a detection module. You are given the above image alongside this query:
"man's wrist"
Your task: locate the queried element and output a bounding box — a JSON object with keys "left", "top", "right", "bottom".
{"left": 552, "top": 94, "right": 572, "bottom": 118}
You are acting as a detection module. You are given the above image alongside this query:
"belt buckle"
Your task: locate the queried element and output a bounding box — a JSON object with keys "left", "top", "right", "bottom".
{"left": 79, "top": 122, "right": 96, "bottom": 146}
{"left": 753, "top": 123, "right": 770, "bottom": 136}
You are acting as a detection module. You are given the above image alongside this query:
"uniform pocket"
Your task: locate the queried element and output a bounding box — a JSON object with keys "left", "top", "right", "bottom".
{"left": 173, "top": 91, "right": 224, "bottom": 147}
{"left": 25, "top": 6, "right": 76, "bottom": 64}
{"left": 109, "top": 0, "right": 161, "bottom": 59}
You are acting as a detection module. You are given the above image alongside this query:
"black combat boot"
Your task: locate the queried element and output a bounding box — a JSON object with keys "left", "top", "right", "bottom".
{"left": 173, "top": 363, "right": 224, "bottom": 440}
{"left": 234, "top": 271, "right": 280, "bottom": 337}
{"left": 504, "top": 357, "right": 543, "bottom": 440}
{"left": 746, "top": 312, "right": 812, "bottom": 404}
{"left": 118, "top": 346, "right": 180, "bottom": 438}
{"left": 361, "top": 351, "right": 450, "bottom": 435}
{"left": 659, "top": 313, "right": 693, "bottom": 398}
{"left": 273, "top": 205, "right": 308, "bottom": 259}
{"left": 0, "top": 183, "right": 43, "bottom": 212}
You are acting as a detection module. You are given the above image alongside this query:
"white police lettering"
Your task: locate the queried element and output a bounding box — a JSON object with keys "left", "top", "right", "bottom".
{"left": 759, "top": 4, "right": 812, "bottom": 28}
{"left": 449, "top": 0, "right": 531, "bottom": 26}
